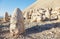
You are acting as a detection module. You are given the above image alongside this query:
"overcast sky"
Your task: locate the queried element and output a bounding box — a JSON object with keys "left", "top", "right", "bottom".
{"left": 0, "top": 0, "right": 36, "bottom": 16}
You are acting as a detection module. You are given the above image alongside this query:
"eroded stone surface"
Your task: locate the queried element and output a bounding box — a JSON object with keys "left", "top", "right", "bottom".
{"left": 3, "top": 12, "right": 9, "bottom": 22}
{"left": 10, "top": 8, "right": 25, "bottom": 36}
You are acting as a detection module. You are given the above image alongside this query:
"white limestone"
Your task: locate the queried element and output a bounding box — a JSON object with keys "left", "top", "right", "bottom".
{"left": 10, "top": 8, "right": 25, "bottom": 36}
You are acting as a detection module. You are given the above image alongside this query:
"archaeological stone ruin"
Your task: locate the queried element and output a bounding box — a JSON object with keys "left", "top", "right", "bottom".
{"left": 23, "top": 0, "right": 60, "bottom": 23}
{"left": 3, "top": 12, "right": 10, "bottom": 22}
{"left": 10, "top": 8, "right": 25, "bottom": 36}
{"left": 1, "top": 0, "right": 60, "bottom": 39}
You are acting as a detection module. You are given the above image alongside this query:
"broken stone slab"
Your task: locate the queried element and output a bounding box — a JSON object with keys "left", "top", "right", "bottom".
{"left": 10, "top": 8, "right": 25, "bottom": 36}
{"left": 58, "top": 15, "right": 60, "bottom": 20}
{"left": 51, "top": 14, "right": 58, "bottom": 20}
{"left": 31, "top": 11, "right": 43, "bottom": 22}
{"left": 38, "top": 8, "right": 46, "bottom": 15}
{"left": 42, "top": 15, "right": 46, "bottom": 21}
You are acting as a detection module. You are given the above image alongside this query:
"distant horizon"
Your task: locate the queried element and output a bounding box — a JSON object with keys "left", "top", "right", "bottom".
{"left": 0, "top": 16, "right": 3, "bottom": 18}
{"left": 0, "top": 0, "right": 36, "bottom": 16}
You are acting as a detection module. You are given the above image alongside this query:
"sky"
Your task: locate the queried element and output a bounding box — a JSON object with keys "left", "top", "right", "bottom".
{"left": 0, "top": 0, "right": 36, "bottom": 16}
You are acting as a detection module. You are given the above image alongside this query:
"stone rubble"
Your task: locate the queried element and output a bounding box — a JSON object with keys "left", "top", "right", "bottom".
{"left": 23, "top": 7, "right": 60, "bottom": 23}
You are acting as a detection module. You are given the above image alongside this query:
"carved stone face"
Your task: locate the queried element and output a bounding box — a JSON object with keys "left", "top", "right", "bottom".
{"left": 10, "top": 8, "right": 25, "bottom": 36}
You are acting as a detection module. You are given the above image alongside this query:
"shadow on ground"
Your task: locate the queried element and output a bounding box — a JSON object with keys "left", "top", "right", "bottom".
{"left": 0, "top": 22, "right": 60, "bottom": 39}
{"left": 25, "top": 22, "right": 60, "bottom": 35}
{"left": 0, "top": 24, "right": 10, "bottom": 34}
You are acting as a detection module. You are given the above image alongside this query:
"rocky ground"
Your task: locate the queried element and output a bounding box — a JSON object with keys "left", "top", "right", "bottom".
{"left": 0, "top": 20, "right": 60, "bottom": 39}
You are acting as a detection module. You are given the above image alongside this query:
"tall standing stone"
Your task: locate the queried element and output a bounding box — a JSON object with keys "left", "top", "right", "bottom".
{"left": 10, "top": 8, "right": 25, "bottom": 36}
{"left": 3, "top": 12, "right": 9, "bottom": 22}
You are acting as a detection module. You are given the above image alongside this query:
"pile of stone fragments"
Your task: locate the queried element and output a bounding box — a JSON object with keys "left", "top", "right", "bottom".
{"left": 23, "top": 8, "right": 60, "bottom": 23}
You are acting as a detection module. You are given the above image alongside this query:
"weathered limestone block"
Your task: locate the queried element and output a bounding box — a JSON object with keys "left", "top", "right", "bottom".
{"left": 29, "top": 9, "right": 34, "bottom": 15}
{"left": 36, "top": 14, "right": 43, "bottom": 22}
{"left": 51, "top": 9, "right": 59, "bottom": 15}
{"left": 24, "top": 11, "right": 30, "bottom": 19}
{"left": 52, "top": 11, "right": 57, "bottom": 14}
{"left": 45, "top": 8, "right": 52, "bottom": 20}
{"left": 24, "top": 10, "right": 33, "bottom": 20}
{"left": 58, "top": 15, "right": 60, "bottom": 20}
{"left": 51, "top": 9, "right": 58, "bottom": 20}
{"left": 10, "top": 8, "right": 25, "bottom": 36}
{"left": 55, "top": 8, "right": 60, "bottom": 15}
{"left": 37, "top": 15, "right": 42, "bottom": 22}
{"left": 31, "top": 12, "right": 37, "bottom": 22}
{"left": 3, "top": 12, "right": 9, "bottom": 22}
{"left": 42, "top": 15, "right": 46, "bottom": 21}
{"left": 55, "top": 8, "right": 60, "bottom": 20}
{"left": 26, "top": 9, "right": 34, "bottom": 20}
{"left": 38, "top": 8, "right": 46, "bottom": 15}
{"left": 31, "top": 11, "right": 43, "bottom": 22}
{"left": 51, "top": 14, "right": 58, "bottom": 20}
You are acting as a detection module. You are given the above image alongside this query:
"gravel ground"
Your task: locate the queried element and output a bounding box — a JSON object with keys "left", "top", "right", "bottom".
{"left": 0, "top": 20, "right": 60, "bottom": 39}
